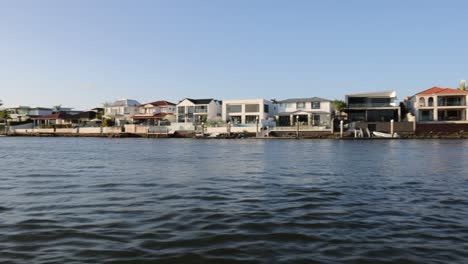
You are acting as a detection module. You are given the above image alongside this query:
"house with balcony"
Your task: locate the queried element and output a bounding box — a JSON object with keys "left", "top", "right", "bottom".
{"left": 176, "top": 98, "right": 222, "bottom": 124}
{"left": 346, "top": 91, "right": 401, "bottom": 122}
{"left": 222, "top": 99, "right": 276, "bottom": 127}
{"left": 6, "top": 106, "right": 53, "bottom": 122}
{"left": 132, "top": 100, "right": 176, "bottom": 125}
{"left": 275, "top": 97, "right": 333, "bottom": 127}
{"left": 409, "top": 87, "right": 468, "bottom": 123}
{"left": 104, "top": 99, "right": 140, "bottom": 126}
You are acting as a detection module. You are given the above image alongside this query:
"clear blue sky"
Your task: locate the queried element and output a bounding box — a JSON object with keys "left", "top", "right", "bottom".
{"left": 1, "top": 0, "right": 467, "bottom": 109}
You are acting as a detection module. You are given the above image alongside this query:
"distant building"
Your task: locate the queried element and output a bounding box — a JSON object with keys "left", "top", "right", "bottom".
{"left": 345, "top": 91, "right": 401, "bottom": 122}
{"left": 6, "top": 106, "right": 53, "bottom": 122}
{"left": 132, "top": 100, "right": 176, "bottom": 125}
{"left": 104, "top": 99, "right": 140, "bottom": 126}
{"left": 222, "top": 99, "right": 276, "bottom": 127}
{"left": 275, "top": 97, "right": 333, "bottom": 127}
{"left": 32, "top": 111, "right": 98, "bottom": 127}
{"left": 408, "top": 87, "right": 468, "bottom": 122}
{"left": 176, "top": 98, "right": 222, "bottom": 124}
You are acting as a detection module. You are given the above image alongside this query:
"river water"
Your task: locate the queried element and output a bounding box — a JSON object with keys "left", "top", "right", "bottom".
{"left": 1, "top": 137, "right": 467, "bottom": 263}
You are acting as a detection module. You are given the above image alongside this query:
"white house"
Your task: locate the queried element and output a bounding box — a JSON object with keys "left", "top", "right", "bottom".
{"left": 275, "top": 97, "right": 333, "bottom": 127}
{"left": 222, "top": 98, "right": 276, "bottom": 127}
{"left": 176, "top": 98, "right": 222, "bottom": 124}
{"left": 104, "top": 99, "right": 140, "bottom": 126}
{"left": 408, "top": 87, "right": 468, "bottom": 122}
{"left": 132, "top": 100, "right": 176, "bottom": 125}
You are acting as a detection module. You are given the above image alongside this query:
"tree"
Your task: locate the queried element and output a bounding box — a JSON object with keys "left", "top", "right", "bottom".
{"left": 332, "top": 100, "right": 347, "bottom": 113}
{"left": 0, "top": 110, "right": 10, "bottom": 121}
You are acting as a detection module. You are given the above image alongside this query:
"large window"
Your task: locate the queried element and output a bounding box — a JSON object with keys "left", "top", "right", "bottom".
{"left": 245, "top": 115, "right": 258, "bottom": 124}
{"left": 177, "top": 115, "right": 185, "bottom": 122}
{"left": 230, "top": 116, "right": 242, "bottom": 124}
{"left": 313, "top": 115, "right": 320, "bottom": 125}
{"left": 195, "top": 105, "right": 207, "bottom": 113}
{"left": 264, "top": 104, "right": 269, "bottom": 113}
{"left": 187, "top": 106, "right": 194, "bottom": 114}
{"left": 296, "top": 102, "right": 306, "bottom": 109}
{"left": 312, "top": 102, "right": 321, "bottom": 109}
{"left": 178, "top": 106, "right": 185, "bottom": 114}
{"left": 227, "top": 104, "right": 242, "bottom": 113}
{"left": 245, "top": 104, "right": 260, "bottom": 113}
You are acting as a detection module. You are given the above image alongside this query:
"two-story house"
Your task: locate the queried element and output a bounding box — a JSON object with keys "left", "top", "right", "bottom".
{"left": 104, "top": 99, "right": 140, "bottom": 126}
{"left": 346, "top": 91, "right": 401, "bottom": 122}
{"left": 7, "top": 106, "right": 53, "bottom": 122}
{"left": 409, "top": 87, "right": 468, "bottom": 122}
{"left": 132, "top": 100, "right": 176, "bottom": 125}
{"left": 275, "top": 97, "right": 333, "bottom": 127}
{"left": 176, "top": 98, "right": 222, "bottom": 124}
{"left": 222, "top": 99, "right": 276, "bottom": 127}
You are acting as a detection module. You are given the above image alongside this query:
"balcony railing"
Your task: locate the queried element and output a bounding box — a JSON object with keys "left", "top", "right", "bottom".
{"left": 348, "top": 103, "right": 394, "bottom": 108}
{"left": 437, "top": 102, "right": 466, "bottom": 107}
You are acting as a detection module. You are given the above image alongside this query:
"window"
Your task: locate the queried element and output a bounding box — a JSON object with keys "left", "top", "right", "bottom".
{"left": 245, "top": 115, "right": 258, "bottom": 124}
{"left": 264, "top": 104, "right": 269, "bottom": 113}
{"left": 312, "top": 102, "right": 321, "bottom": 109}
{"left": 178, "top": 106, "right": 185, "bottom": 114}
{"left": 227, "top": 104, "right": 242, "bottom": 113}
{"left": 313, "top": 115, "right": 320, "bottom": 125}
{"left": 177, "top": 115, "right": 185, "bottom": 122}
{"left": 230, "top": 116, "right": 241, "bottom": 124}
{"left": 195, "top": 106, "right": 207, "bottom": 113}
{"left": 428, "top": 97, "right": 434, "bottom": 107}
{"left": 187, "top": 106, "right": 194, "bottom": 114}
{"left": 296, "top": 102, "right": 305, "bottom": 109}
{"left": 245, "top": 104, "right": 260, "bottom": 113}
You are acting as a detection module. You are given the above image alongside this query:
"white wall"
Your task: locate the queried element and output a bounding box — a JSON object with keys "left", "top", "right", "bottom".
{"left": 222, "top": 99, "right": 275, "bottom": 124}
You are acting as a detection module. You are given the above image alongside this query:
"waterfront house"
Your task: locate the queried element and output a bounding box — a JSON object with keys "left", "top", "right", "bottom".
{"left": 222, "top": 99, "right": 276, "bottom": 127}
{"left": 176, "top": 98, "right": 222, "bottom": 124}
{"left": 408, "top": 87, "right": 468, "bottom": 123}
{"left": 104, "top": 99, "right": 140, "bottom": 126}
{"left": 6, "top": 106, "right": 53, "bottom": 122}
{"left": 275, "top": 97, "right": 333, "bottom": 127}
{"left": 32, "top": 111, "right": 98, "bottom": 127}
{"left": 345, "top": 91, "right": 401, "bottom": 122}
{"left": 132, "top": 100, "right": 176, "bottom": 125}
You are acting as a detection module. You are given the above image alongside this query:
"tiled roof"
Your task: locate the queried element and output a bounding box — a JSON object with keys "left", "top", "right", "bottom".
{"left": 141, "top": 100, "right": 176, "bottom": 107}
{"left": 278, "top": 97, "right": 331, "bottom": 103}
{"left": 416, "top": 87, "right": 468, "bottom": 96}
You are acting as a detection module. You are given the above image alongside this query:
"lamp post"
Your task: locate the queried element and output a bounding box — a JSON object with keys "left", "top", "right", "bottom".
{"left": 296, "top": 115, "right": 300, "bottom": 138}
{"left": 201, "top": 122, "right": 205, "bottom": 137}
{"left": 227, "top": 121, "right": 231, "bottom": 137}
{"left": 256, "top": 116, "right": 259, "bottom": 137}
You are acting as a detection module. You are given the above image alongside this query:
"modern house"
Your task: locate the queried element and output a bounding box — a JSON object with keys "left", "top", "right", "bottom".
{"left": 408, "top": 87, "right": 468, "bottom": 122}
{"left": 104, "top": 99, "right": 140, "bottom": 126}
{"left": 32, "top": 111, "right": 98, "bottom": 127}
{"left": 222, "top": 99, "right": 276, "bottom": 126}
{"left": 176, "top": 98, "right": 222, "bottom": 124}
{"left": 132, "top": 100, "right": 176, "bottom": 125}
{"left": 345, "top": 91, "right": 401, "bottom": 122}
{"left": 6, "top": 106, "right": 53, "bottom": 122}
{"left": 275, "top": 97, "right": 333, "bottom": 127}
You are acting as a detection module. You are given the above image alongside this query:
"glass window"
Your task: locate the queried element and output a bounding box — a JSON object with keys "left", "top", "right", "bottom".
{"left": 230, "top": 116, "right": 242, "bottom": 124}
{"left": 177, "top": 106, "right": 185, "bottom": 114}
{"left": 195, "top": 106, "right": 207, "bottom": 113}
{"left": 245, "top": 115, "right": 258, "bottom": 124}
{"left": 245, "top": 104, "right": 260, "bottom": 113}
{"left": 227, "top": 104, "right": 242, "bottom": 113}
{"left": 187, "top": 106, "right": 194, "bottom": 114}
{"left": 264, "top": 104, "right": 269, "bottom": 113}
{"left": 296, "top": 102, "right": 305, "bottom": 109}
{"left": 312, "top": 102, "right": 321, "bottom": 109}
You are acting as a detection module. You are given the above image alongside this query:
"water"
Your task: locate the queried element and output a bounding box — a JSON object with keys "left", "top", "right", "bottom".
{"left": 1, "top": 137, "right": 468, "bottom": 264}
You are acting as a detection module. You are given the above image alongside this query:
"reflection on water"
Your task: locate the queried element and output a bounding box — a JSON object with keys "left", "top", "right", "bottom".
{"left": 1, "top": 138, "right": 468, "bottom": 263}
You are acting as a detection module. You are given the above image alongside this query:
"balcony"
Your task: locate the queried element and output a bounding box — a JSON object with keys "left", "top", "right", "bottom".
{"left": 348, "top": 103, "right": 394, "bottom": 108}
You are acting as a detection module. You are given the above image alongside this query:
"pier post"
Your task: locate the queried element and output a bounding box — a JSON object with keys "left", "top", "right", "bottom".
{"left": 390, "top": 119, "right": 394, "bottom": 138}
{"left": 227, "top": 121, "right": 231, "bottom": 137}
{"left": 340, "top": 120, "right": 344, "bottom": 138}
{"left": 296, "top": 115, "right": 299, "bottom": 138}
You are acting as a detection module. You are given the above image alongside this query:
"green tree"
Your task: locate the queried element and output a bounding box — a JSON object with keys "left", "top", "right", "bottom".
{"left": 333, "top": 100, "right": 347, "bottom": 113}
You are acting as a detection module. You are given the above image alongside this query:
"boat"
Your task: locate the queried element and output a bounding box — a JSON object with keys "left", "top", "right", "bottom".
{"left": 372, "top": 131, "right": 399, "bottom": 138}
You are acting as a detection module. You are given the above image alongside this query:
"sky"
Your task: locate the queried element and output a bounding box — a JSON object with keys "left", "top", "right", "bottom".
{"left": 0, "top": 0, "right": 467, "bottom": 110}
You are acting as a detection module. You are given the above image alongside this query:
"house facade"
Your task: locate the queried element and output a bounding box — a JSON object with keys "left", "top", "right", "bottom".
{"left": 176, "top": 98, "right": 222, "bottom": 124}
{"left": 275, "top": 97, "right": 333, "bottom": 127}
{"left": 346, "top": 91, "right": 401, "bottom": 122}
{"left": 408, "top": 87, "right": 468, "bottom": 122}
{"left": 104, "top": 99, "right": 140, "bottom": 126}
{"left": 222, "top": 99, "right": 276, "bottom": 126}
{"left": 132, "top": 100, "right": 176, "bottom": 125}
{"left": 7, "top": 106, "right": 53, "bottom": 122}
